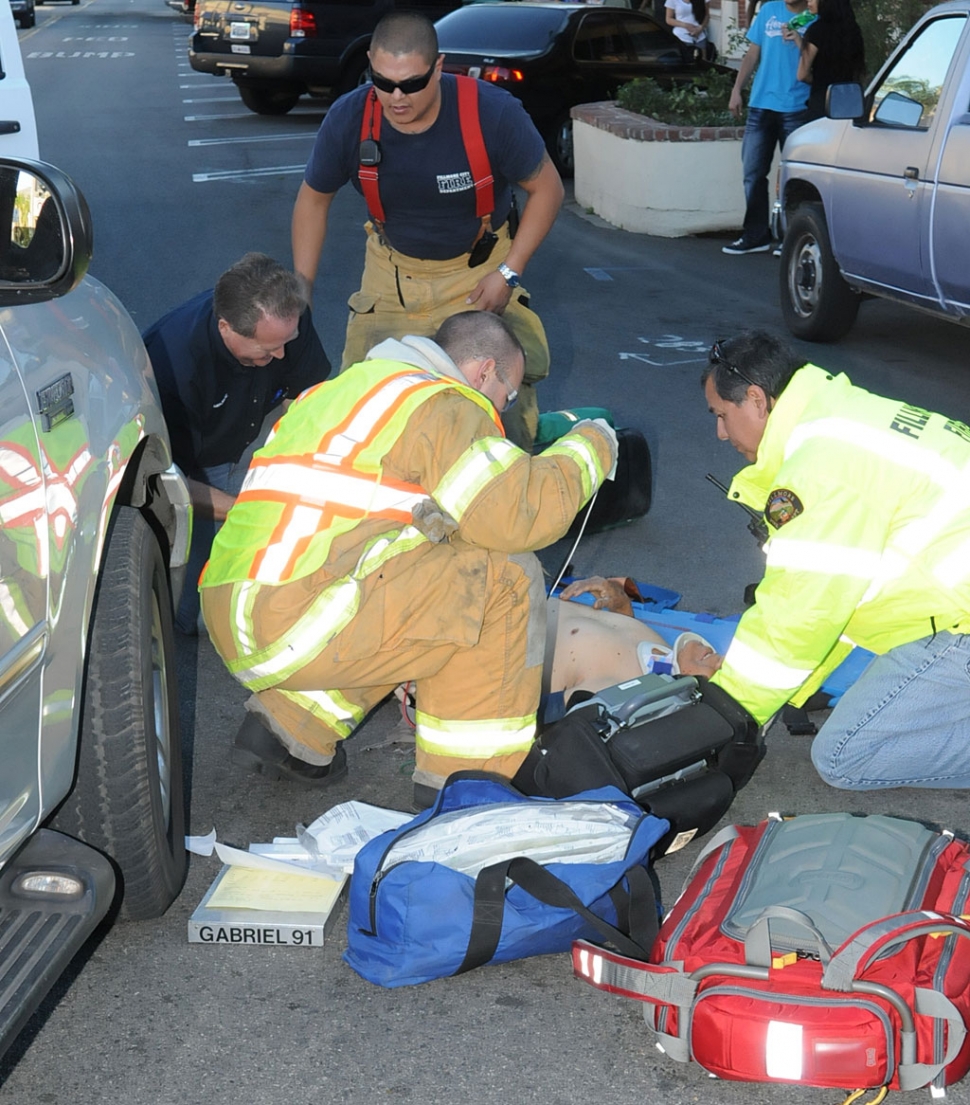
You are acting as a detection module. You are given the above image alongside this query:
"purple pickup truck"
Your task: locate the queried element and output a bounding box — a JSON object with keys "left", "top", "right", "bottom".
{"left": 776, "top": 1, "right": 970, "bottom": 341}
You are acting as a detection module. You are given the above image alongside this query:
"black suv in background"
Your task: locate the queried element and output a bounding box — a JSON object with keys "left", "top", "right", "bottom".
{"left": 189, "top": 0, "right": 461, "bottom": 114}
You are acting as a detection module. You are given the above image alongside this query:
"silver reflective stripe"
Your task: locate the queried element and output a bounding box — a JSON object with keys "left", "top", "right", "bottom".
{"left": 242, "top": 461, "right": 425, "bottom": 515}
{"left": 786, "top": 418, "right": 961, "bottom": 487}
{"left": 722, "top": 636, "right": 812, "bottom": 690}
{"left": 766, "top": 539, "right": 882, "bottom": 578}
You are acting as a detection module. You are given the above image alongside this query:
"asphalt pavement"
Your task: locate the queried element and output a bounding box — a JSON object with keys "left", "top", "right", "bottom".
{"left": 5, "top": 1, "right": 970, "bottom": 1102}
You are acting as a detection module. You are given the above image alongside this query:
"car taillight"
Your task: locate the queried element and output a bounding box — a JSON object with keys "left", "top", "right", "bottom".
{"left": 290, "top": 6, "right": 317, "bottom": 37}
{"left": 482, "top": 66, "right": 523, "bottom": 83}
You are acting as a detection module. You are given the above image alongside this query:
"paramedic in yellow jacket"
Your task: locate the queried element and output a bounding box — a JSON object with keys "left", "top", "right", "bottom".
{"left": 702, "top": 330, "right": 970, "bottom": 791}
{"left": 200, "top": 311, "right": 617, "bottom": 807}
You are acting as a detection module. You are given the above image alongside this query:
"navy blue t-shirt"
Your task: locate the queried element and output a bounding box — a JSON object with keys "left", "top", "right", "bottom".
{"left": 143, "top": 289, "right": 330, "bottom": 475}
{"left": 304, "top": 75, "right": 546, "bottom": 260}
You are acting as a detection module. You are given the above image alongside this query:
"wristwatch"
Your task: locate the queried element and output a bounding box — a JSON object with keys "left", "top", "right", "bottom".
{"left": 497, "top": 262, "right": 521, "bottom": 288}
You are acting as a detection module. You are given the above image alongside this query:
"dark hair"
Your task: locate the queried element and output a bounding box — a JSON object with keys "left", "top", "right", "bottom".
{"left": 813, "top": 0, "right": 866, "bottom": 82}
{"left": 213, "top": 253, "right": 307, "bottom": 338}
{"left": 690, "top": 0, "right": 707, "bottom": 27}
{"left": 434, "top": 311, "right": 525, "bottom": 379}
{"left": 700, "top": 329, "right": 803, "bottom": 404}
{"left": 370, "top": 12, "right": 439, "bottom": 66}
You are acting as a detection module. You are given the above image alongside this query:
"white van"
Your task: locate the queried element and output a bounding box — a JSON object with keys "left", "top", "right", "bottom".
{"left": 0, "top": 0, "right": 39, "bottom": 158}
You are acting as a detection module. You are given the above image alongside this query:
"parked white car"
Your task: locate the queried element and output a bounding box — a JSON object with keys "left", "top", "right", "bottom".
{"left": 0, "top": 19, "right": 193, "bottom": 1053}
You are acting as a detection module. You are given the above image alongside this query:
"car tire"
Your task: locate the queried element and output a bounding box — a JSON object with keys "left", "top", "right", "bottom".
{"left": 546, "top": 111, "right": 574, "bottom": 178}
{"left": 52, "top": 507, "right": 187, "bottom": 922}
{"left": 235, "top": 81, "right": 300, "bottom": 115}
{"left": 333, "top": 52, "right": 368, "bottom": 98}
{"left": 780, "top": 202, "right": 860, "bottom": 342}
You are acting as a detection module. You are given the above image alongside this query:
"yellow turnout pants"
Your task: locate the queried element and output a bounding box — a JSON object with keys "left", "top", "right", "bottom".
{"left": 202, "top": 545, "right": 546, "bottom": 790}
{"left": 341, "top": 222, "right": 549, "bottom": 450}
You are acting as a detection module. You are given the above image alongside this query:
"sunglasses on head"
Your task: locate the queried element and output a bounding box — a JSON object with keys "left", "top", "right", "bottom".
{"left": 709, "top": 340, "right": 758, "bottom": 390}
{"left": 368, "top": 59, "right": 437, "bottom": 95}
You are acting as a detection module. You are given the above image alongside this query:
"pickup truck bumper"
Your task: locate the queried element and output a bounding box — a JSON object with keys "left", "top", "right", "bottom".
{"left": 0, "top": 830, "right": 116, "bottom": 1059}
{"left": 189, "top": 49, "right": 338, "bottom": 89}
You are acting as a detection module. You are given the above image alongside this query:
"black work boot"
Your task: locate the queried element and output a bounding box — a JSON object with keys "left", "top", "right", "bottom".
{"left": 232, "top": 713, "right": 348, "bottom": 787}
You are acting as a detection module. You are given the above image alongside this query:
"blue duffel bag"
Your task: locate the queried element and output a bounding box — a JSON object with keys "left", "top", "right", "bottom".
{"left": 344, "top": 773, "right": 669, "bottom": 988}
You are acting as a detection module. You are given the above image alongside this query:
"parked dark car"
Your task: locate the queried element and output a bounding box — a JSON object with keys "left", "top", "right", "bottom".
{"left": 9, "top": 0, "right": 36, "bottom": 27}
{"left": 190, "top": 0, "right": 460, "bottom": 115}
{"left": 436, "top": 2, "right": 725, "bottom": 175}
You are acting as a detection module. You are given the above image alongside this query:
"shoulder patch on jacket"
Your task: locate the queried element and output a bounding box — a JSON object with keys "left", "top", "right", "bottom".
{"left": 765, "top": 488, "right": 804, "bottom": 530}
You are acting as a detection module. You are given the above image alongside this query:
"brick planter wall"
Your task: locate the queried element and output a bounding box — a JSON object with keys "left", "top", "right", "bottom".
{"left": 572, "top": 102, "right": 763, "bottom": 238}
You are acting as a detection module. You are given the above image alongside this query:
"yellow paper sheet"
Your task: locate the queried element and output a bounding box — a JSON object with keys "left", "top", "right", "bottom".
{"left": 207, "top": 866, "right": 345, "bottom": 914}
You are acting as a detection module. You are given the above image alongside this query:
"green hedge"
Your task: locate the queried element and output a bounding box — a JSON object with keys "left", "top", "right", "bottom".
{"left": 616, "top": 71, "right": 741, "bottom": 127}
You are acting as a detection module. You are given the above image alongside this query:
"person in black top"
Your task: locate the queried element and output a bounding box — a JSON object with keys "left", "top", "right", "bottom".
{"left": 143, "top": 252, "right": 331, "bottom": 632}
{"left": 785, "top": 0, "right": 866, "bottom": 121}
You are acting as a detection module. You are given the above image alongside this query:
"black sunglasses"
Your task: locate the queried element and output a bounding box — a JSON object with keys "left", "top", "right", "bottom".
{"left": 368, "top": 59, "right": 438, "bottom": 95}
{"left": 709, "top": 340, "right": 758, "bottom": 390}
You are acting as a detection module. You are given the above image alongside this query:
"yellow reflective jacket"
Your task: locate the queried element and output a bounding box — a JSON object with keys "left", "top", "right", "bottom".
{"left": 711, "top": 365, "right": 970, "bottom": 725}
{"left": 202, "top": 355, "right": 615, "bottom": 593}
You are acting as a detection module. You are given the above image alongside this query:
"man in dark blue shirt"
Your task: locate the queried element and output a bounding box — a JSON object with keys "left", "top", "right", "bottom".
{"left": 143, "top": 252, "right": 331, "bottom": 633}
{"left": 291, "top": 11, "right": 563, "bottom": 450}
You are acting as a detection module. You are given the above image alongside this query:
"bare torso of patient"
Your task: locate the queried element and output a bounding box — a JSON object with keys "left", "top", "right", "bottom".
{"left": 549, "top": 600, "right": 667, "bottom": 702}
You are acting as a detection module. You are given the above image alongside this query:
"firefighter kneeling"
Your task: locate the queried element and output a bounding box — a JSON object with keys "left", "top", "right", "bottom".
{"left": 200, "top": 311, "right": 617, "bottom": 808}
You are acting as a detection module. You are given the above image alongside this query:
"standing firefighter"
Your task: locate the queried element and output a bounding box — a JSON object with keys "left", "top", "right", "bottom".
{"left": 200, "top": 312, "right": 616, "bottom": 808}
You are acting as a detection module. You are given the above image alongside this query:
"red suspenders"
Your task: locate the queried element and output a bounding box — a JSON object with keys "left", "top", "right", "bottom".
{"left": 357, "top": 76, "right": 495, "bottom": 236}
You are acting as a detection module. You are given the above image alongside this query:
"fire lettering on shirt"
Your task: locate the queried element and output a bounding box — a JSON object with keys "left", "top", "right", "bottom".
{"left": 437, "top": 171, "right": 474, "bottom": 194}
{"left": 890, "top": 403, "right": 931, "bottom": 439}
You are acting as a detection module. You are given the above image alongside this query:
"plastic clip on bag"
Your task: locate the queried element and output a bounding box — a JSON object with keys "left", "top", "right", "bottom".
{"left": 345, "top": 773, "right": 669, "bottom": 988}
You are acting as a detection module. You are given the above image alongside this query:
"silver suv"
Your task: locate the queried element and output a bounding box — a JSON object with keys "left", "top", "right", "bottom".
{"left": 0, "top": 158, "right": 192, "bottom": 1056}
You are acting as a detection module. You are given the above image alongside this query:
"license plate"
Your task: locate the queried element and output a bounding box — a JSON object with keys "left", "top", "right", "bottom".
{"left": 230, "top": 21, "right": 252, "bottom": 39}
{"left": 230, "top": 43, "right": 251, "bottom": 53}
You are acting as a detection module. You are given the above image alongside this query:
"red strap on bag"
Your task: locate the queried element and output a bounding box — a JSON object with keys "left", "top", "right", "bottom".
{"left": 357, "top": 76, "right": 494, "bottom": 230}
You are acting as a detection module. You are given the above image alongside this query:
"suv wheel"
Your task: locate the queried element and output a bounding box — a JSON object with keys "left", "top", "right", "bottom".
{"left": 780, "top": 202, "right": 860, "bottom": 342}
{"left": 52, "top": 507, "right": 187, "bottom": 921}
{"left": 236, "top": 81, "right": 300, "bottom": 115}
{"left": 334, "top": 53, "right": 368, "bottom": 98}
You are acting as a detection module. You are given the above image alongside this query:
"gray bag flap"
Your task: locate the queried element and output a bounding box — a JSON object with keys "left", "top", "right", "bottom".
{"left": 722, "top": 813, "right": 937, "bottom": 953}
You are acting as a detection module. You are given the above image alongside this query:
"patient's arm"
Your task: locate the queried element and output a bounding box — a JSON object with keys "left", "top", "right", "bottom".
{"left": 558, "top": 576, "right": 635, "bottom": 616}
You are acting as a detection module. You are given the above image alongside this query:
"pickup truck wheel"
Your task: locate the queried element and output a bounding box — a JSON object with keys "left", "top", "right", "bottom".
{"left": 780, "top": 202, "right": 860, "bottom": 342}
{"left": 236, "top": 81, "right": 300, "bottom": 115}
{"left": 52, "top": 507, "right": 187, "bottom": 922}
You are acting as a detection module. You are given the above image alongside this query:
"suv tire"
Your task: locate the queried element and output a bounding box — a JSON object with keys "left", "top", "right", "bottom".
{"left": 236, "top": 80, "right": 301, "bottom": 115}
{"left": 52, "top": 507, "right": 187, "bottom": 922}
{"left": 780, "top": 202, "right": 860, "bottom": 342}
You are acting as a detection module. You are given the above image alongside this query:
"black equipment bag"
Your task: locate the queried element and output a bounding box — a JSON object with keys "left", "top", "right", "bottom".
{"left": 569, "top": 426, "right": 652, "bottom": 537}
{"left": 513, "top": 675, "right": 763, "bottom": 853}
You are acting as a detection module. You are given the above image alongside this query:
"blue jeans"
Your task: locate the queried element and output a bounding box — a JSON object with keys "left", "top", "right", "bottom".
{"left": 741, "top": 107, "right": 807, "bottom": 242}
{"left": 176, "top": 460, "right": 239, "bottom": 634}
{"left": 177, "top": 407, "right": 283, "bottom": 634}
{"left": 811, "top": 632, "right": 970, "bottom": 789}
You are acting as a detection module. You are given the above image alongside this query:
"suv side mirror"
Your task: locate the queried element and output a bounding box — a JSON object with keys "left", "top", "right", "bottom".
{"left": 0, "top": 159, "right": 93, "bottom": 306}
{"left": 826, "top": 82, "right": 864, "bottom": 120}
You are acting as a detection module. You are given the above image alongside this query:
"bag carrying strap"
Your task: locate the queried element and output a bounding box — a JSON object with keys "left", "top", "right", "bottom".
{"left": 455, "top": 856, "right": 659, "bottom": 976}
{"left": 822, "top": 911, "right": 970, "bottom": 1091}
{"left": 357, "top": 76, "right": 494, "bottom": 231}
{"left": 571, "top": 940, "right": 698, "bottom": 1063}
